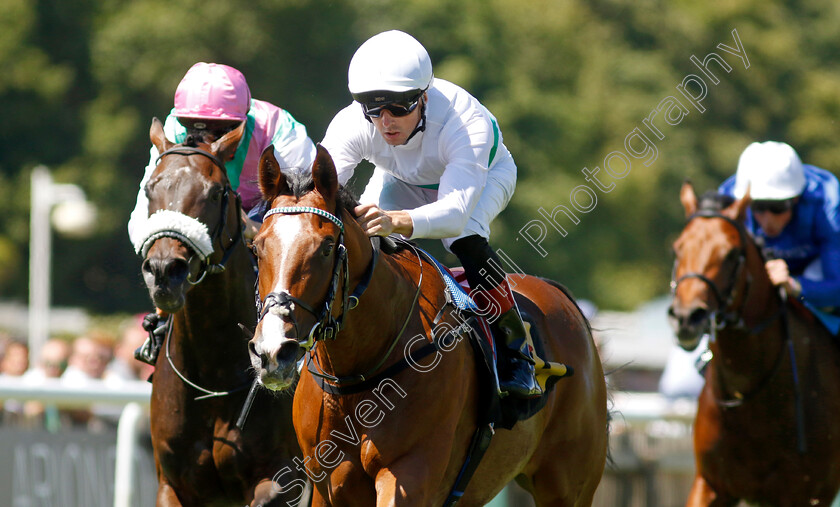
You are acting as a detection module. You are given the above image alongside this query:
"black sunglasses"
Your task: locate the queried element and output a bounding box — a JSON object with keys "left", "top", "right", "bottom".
{"left": 751, "top": 199, "right": 794, "bottom": 215}
{"left": 362, "top": 95, "right": 422, "bottom": 118}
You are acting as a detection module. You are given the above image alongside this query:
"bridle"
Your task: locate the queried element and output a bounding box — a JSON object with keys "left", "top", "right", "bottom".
{"left": 670, "top": 210, "right": 752, "bottom": 332}
{"left": 153, "top": 146, "right": 243, "bottom": 284}
{"left": 255, "top": 206, "right": 424, "bottom": 387}
{"left": 256, "top": 206, "right": 379, "bottom": 350}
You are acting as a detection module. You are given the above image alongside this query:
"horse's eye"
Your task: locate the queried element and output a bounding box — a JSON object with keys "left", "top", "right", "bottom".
{"left": 321, "top": 240, "right": 334, "bottom": 257}
{"left": 210, "top": 188, "right": 223, "bottom": 202}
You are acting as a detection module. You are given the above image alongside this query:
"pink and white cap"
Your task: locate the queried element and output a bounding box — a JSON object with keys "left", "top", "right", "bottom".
{"left": 173, "top": 62, "right": 251, "bottom": 121}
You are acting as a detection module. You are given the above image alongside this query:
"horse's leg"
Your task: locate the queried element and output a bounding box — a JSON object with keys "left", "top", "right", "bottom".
{"left": 686, "top": 475, "right": 737, "bottom": 507}
{"left": 156, "top": 482, "right": 184, "bottom": 506}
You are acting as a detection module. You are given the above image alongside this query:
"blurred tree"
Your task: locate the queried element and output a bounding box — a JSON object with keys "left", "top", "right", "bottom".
{"left": 1, "top": 0, "right": 839, "bottom": 314}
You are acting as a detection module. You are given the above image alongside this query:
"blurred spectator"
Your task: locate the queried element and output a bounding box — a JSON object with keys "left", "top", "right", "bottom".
{"left": 0, "top": 335, "right": 29, "bottom": 425}
{"left": 106, "top": 315, "right": 155, "bottom": 383}
{"left": 22, "top": 338, "right": 71, "bottom": 382}
{"left": 62, "top": 332, "right": 114, "bottom": 385}
{"left": 0, "top": 337, "right": 29, "bottom": 378}
{"left": 61, "top": 331, "right": 117, "bottom": 430}
{"left": 18, "top": 339, "right": 72, "bottom": 431}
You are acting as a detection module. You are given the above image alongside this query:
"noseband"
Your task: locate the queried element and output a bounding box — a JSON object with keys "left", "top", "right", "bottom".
{"left": 151, "top": 146, "right": 243, "bottom": 284}
{"left": 256, "top": 206, "right": 378, "bottom": 350}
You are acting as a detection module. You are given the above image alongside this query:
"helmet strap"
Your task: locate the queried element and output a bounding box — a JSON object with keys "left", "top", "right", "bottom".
{"left": 402, "top": 100, "right": 427, "bottom": 145}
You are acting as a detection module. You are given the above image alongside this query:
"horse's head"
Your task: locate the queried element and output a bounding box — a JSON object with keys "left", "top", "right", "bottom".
{"left": 667, "top": 181, "right": 752, "bottom": 350}
{"left": 137, "top": 117, "right": 244, "bottom": 312}
{"left": 248, "top": 145, "right": 365, "bottom": 391}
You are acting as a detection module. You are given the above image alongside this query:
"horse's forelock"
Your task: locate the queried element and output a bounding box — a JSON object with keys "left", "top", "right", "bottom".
{"left": 698, "top": 190, "right": 735, "bottom": 213}
{"left": 283, "top": 170, "right": 359, "bottom": 218}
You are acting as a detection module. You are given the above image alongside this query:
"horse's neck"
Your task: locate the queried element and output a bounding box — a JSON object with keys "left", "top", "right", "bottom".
{"left": 171, "top": 247, "right": 255, "bottom": 370}
{"left": 713, "top": 244, "right": 788, "bottom": 394}
{"left": 314, "top": 250, "right": 429, "bottom": 379}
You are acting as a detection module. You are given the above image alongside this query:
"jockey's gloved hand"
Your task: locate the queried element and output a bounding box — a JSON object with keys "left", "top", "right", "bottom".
{"left": 142, "top": 312, "right": 160, "bottom": 333}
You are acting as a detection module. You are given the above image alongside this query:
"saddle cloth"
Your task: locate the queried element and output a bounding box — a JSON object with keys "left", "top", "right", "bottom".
{"left": 422, "top": 250, "right": 572, "bottom": 429}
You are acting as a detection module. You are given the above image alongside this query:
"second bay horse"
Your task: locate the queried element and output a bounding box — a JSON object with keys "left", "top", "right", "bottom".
{"left": 247, "top": 145, "right": 608, "bottom": 506}
{"left": 669, "top": 181, "right": 840, "bottom": 506}
{"left": 137, "top": 118, "right": 304, "bottom": 506}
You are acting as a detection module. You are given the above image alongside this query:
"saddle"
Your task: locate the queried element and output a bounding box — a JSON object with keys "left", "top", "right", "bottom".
{"left": 423, "top": 252, "right": 573, "bottom": 430}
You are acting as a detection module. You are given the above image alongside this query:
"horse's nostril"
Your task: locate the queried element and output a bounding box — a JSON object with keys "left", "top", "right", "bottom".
{"left": 277, "top": 341, "right": 300, "bottom": 365}
{"left": 166, "top": 258, "right": 189, "bottom": 282}
{"left": 688, "top": 307, "right": 709, "bottom": 326}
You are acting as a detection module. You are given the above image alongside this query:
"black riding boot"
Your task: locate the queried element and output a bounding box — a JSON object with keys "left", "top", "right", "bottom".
{"left": 450, "top": 234, "right": 543, "bottom": 399}
{"left": 492, "top": 307, "right": 543, "bottom": 399}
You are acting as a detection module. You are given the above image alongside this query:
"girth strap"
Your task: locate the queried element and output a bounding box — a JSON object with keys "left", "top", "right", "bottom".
{"left": 442, "top": 423, "right": 495, "bottom": 506}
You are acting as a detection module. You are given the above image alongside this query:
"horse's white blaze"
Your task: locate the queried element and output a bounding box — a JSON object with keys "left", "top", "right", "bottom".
{"left": 256, "top": 215, "right": 305, "bottom": 365}
{"left": 258, "top": 312, "right": 293, "bottom": 362}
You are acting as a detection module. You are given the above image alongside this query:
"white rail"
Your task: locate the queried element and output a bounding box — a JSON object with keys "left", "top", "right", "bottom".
{"left": 0, "top": 377, "right": 151, "bottom": 407}
{"left": 0, "top": 377, "right": 151, "bottom": 507}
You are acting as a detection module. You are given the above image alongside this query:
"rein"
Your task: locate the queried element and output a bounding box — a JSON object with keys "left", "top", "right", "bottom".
{"left": 160, "top": 313, "right": 251, "bottom": 400}
{"left": 307, "top": 239, "right": 425, "bottom": 390}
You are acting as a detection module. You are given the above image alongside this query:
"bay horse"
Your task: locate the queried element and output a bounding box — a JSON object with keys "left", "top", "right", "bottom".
{"left": 137, "top": 118, "right": 305, "bottom": 506}
{"left": 668, "top": 181, "right": 840, "bottom": 506}
{"left": 247, "top": 145, "right": 608, "bottom": 506}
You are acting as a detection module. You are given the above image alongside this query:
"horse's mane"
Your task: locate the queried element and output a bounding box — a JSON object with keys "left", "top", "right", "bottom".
{"left": 698, "top": 190, "right": 735, "bottom": 212}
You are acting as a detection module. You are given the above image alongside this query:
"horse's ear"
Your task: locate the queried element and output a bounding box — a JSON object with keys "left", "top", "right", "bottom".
{"left": 211, "top": 122, "right": 245, "bottom": 161}
{"left": 150, "top": 117, "right": 173, "bottom": 154}
{"left": 258, "top": 146, "right": 291, "bottom": 200}
{"left": 312, "top": 144, "right": 338, "bottom": 202}
{"left": 724, "top": 184, "right": 751, "bottom": 221}
{"left": 680, "top": 180, "right": 698, "bottom": 218}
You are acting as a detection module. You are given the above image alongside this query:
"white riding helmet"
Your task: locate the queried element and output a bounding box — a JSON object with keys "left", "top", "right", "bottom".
{"left": 733, "top": 141, "right": 806, "bottom": 200}
{"left": 348, "top": 30, "right": 433, "bottom": 104}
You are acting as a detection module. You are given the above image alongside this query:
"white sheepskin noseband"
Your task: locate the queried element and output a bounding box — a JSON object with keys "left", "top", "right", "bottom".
{"left": 133, "top": 209, "right": 214, "bottom": 261}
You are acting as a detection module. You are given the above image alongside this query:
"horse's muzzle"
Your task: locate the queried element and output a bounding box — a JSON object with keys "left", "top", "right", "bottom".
{"left": 667, "top": 303, "right": 709, "bottom": 351}
{"left": 142, "top": 256, "right": 191, "bottom": 311}
{"left": 248, "top": 333, "right": 301, "bottom": 392}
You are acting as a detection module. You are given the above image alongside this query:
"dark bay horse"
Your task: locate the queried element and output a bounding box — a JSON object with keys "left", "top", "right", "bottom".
{"left": 138, "top": 118, "right": 304, "bottom": 506}
{"left": 668, "top": 181, "right": 840, "bottom": 506}
{"left": 247, "top": 145, "right": 608, "bottom": 506}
